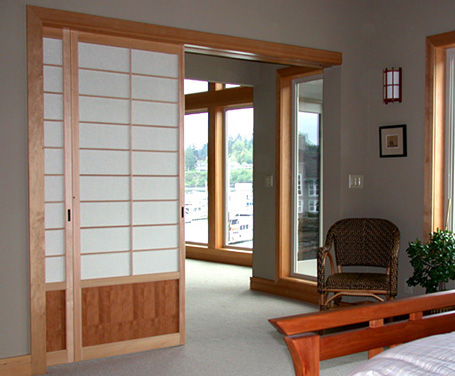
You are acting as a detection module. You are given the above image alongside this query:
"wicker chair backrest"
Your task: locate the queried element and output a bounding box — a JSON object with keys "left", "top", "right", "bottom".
{"left": 326, "top": 218, "right": 400, "bottom": 268}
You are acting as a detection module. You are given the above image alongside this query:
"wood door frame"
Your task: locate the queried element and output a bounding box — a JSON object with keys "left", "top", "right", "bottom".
{"left": 27, "top": 5, "right": 342, "bottom": 375}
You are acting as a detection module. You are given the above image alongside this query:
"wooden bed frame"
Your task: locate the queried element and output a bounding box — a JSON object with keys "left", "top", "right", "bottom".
{"left": 269, "top": 290, "right": 455, "bottom": 376}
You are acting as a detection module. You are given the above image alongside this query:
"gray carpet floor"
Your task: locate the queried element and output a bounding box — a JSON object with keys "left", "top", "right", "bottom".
{"left": 45, "top": 259, "right": 366, "bottom": 375}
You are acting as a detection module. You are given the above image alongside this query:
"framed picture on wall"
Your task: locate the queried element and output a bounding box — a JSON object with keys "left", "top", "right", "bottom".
{"left": 379, "top": 124, "right": 407, "bottom": 158}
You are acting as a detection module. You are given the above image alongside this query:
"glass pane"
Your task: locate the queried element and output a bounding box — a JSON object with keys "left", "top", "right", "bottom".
{"left": 225, "top": 108, "right": 254, "bottom": 249}
{"left": 184, "top": 79, "right": 208, "bottom": 95}
{"left": 225, "top": 84, "right": 241, "bottom": 88}
{"left": 184, "top": 112, "right": 208, "bottom": 244}
{"left": 293, "top": 78, "right": 322, "bottom": 278}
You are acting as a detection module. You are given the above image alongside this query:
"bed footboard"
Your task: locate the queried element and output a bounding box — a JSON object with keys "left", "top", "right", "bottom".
{"left": 269, "top": 290, "right": 455, "bottom": 376}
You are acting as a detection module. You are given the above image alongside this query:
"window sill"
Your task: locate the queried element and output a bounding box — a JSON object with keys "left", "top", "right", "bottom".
{"left": 186, "top": 244, "right": 252, "bottom": 267}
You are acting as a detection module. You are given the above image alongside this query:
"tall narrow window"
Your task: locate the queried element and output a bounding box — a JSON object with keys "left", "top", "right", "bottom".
{"left": 184, "top": 80, "right": 254, "bottom": 264}
{"left": 184, "top": 112, "right": 208, "bottom": 244}
{"left": 445, "top": 48, "right": 455, "bottom": 230}
{"left": 292, "top": 77, "right": 323, "bottom": 278}
{"left": 225, "top": 108, "right": 254, "bottom": 249}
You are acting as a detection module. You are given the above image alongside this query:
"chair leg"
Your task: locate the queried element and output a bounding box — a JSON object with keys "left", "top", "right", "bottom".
{"left": 319, "top": 293, "right": 327, "bottom": 311}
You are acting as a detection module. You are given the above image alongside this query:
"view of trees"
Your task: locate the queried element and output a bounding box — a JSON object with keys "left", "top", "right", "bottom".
{"left": 185, "top": 134, "right": 253, "bottom": 187}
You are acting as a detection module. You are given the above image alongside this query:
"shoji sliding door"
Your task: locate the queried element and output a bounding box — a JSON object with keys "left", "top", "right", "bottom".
{"left": 43, "top": 29, "right": 184, "bottom": 364}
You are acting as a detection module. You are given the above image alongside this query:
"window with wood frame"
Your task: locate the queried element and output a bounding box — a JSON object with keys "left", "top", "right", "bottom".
{"left": 424, "top": 31, "right": 455, "bottom": 239}
{"left": 184, "top": 80, "right": 254, "bottom": 266}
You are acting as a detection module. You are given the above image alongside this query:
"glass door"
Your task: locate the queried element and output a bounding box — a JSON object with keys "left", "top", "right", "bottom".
{"left": 291, "top": 77, "right": 323, "bottom": 279}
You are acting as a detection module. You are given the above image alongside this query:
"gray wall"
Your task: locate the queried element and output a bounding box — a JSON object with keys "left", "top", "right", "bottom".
{"left": 3, "top": 0, "right": 455, "bottom": 359}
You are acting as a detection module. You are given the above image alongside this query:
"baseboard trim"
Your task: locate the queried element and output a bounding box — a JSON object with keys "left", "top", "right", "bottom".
{"left": 250, "top": 276, "right": 319, "bottom": 304}
{"left": 82, "top": 333, "right": 182, "bottom": 361}
{"left": 186, "top": 246, "right": 252, "bottom": 267}
{"left": 0, "top": 355, "right": 32, "bottom": 376}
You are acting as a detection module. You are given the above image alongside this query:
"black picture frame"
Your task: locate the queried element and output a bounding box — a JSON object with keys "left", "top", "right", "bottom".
{"left": 379, "top": 124, "right": 407, "bottom": 158}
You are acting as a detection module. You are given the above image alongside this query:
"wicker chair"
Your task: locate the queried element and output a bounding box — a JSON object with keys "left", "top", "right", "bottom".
{"left": 318, "top": 218, "right": 400, "bottom": 310}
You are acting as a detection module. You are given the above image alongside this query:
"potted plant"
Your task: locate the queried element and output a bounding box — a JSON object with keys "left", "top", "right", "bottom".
{"left": 406, "top": 229, "right": 455, "bottom": 293}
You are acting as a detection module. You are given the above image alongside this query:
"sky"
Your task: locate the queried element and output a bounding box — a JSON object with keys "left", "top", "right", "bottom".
{"left": 298, "top": 112, "right": 320, "bottom": 146}
{"left": 184, "top": 108, "right": 254, "bottom": 149}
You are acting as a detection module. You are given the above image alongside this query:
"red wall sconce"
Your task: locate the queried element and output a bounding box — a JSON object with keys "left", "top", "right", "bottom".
{"left": 383, "top": 67, "right": 402, "bottom": 104}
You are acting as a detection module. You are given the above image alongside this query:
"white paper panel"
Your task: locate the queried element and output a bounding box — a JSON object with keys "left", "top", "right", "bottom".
{"left": 45, "top": 176, "right": 64, "bottom": 202}
{"left": 44, "top": 93, "right": 63, "bottom": 120}
{"left": 132, "top": 76, "right": 178, "bottom": 102}
{"left": 43, "top": 38, "right": 62, "bottom": 65}
{"left": 79, "top": 42, "right": 130, "bottom": 72}
{"left": 133, "top": 249, "right": 179, "bottom": 275}
{"left": 133, "top": 225, "right": 178, "bottom": 250}
{"left": 132, "top": 49, "right": 178, "bottom": 78}
{"left": 132, "top": 126, "right": 177, "bottom": 151}
{"left": 80, "top": 176, "right": 130, "bottom": 201}
{"left": 80, "top": 123, "right": 130, "bottom": 150}
{"left": 131, "top": 101, "right": 178, "bottom": 126}
{"left": 79, "top": 150, "right": 130, "bottom": 175}
{"left": 132, "top": 177, "right": 178, "bottom": 200}
{"left": 46, "top": 256, "right": 65, "bottom": 283}
{"left": 132, "top": 151, "right": 178, "bottom": 175}
{"left": 44, "top": 66, "right": 63, "bottom": 93}
{"left": 81, "top": 253, "right": 130, "bottom": 280}
{"left": 45, "top": 203, "right": 65, "bottom": 229}
{"left": 81, "top": 202, "right": 130, "bottom": 227}
{"left": 45, "top": 229, "right": 65, "bottom": 256}
{"left": 80, "top": 227, "right": 130, "bottom": 253}
{"left": 79, "top": 70, "right": 130, "bottom": 98}
{"left": 44, "top": 149, "right": 64, "bottom": 174}
{"left": 44, "top": 121, "right": 64, "bottom": 147}
{"left": 79, "top": 96, "right": 130, "bottom": 124}
{"left": 133, "top": 201, "right": 179, "bottom": 225}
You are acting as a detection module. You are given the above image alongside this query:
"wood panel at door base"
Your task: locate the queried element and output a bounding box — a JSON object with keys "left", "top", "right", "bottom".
{"left": 82, "top": 280, "right": 179, "bottom": 347}
{"left": 46, "top": 290, "right": 66, "bottom": 353}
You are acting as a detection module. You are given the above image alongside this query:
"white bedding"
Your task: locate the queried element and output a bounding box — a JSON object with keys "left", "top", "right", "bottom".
{"left": 347, "top": 332, "right": 455, "bottom": 376}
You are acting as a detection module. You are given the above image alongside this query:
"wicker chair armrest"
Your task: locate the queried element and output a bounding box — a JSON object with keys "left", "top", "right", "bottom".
{"left": 388, "top": 234, "right": 400, "bottom": 296}
{"left": 317, "top": 247, "right": 335, "bottom": 292}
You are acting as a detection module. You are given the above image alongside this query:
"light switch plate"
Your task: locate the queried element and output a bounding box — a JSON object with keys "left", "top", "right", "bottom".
{"left": 265, "top": 174, "right": 274, "bottom": 187}
{"left": 349, "top": 174, "right": 364, "bottom": 188}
